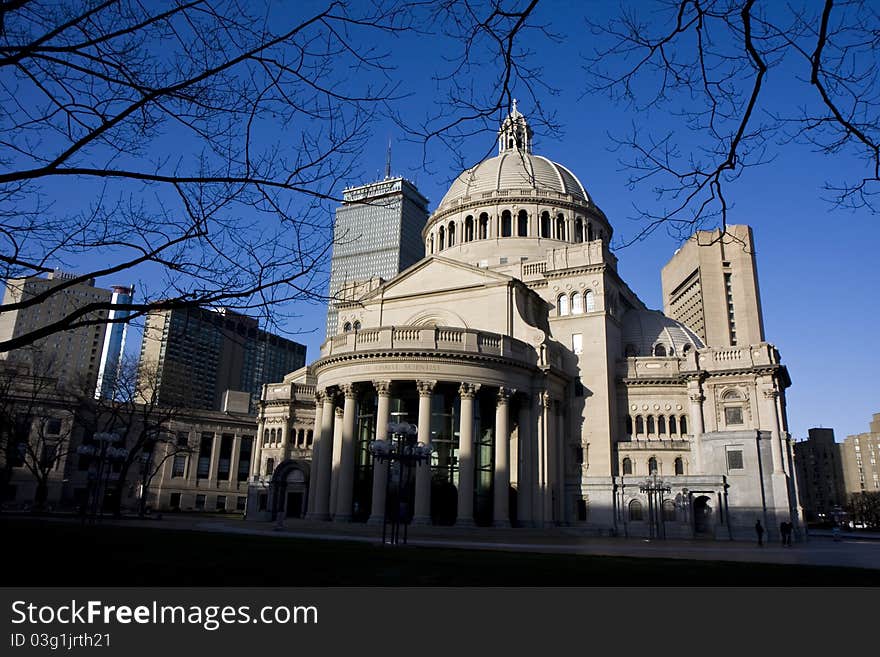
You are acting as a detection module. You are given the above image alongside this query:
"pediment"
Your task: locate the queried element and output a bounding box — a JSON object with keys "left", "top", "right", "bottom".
{"left": 361, "top": 256, "right": 513, "bottom": 302}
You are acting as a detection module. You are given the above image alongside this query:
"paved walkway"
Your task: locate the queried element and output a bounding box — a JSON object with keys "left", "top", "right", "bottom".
{"left": 118, "top": 514, "right": 880, "bottom": 571}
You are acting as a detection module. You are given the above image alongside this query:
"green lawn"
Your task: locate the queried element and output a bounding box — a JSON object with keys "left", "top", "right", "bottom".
{"left": 5, "top": 517, "right": 878, "bottom": 586}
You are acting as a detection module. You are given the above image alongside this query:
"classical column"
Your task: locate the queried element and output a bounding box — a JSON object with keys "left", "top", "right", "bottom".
{"left": 334, "top": 384, "right": 359, "bottom": 522}
{"left": 207, "top": 431, "right": 221, "bottom": 486}
{"left": 412, "top": 380, "right": 436, "bottom": 525}
{"left": 368, "top": 381, "right": 392, "bottom": 525}
{"left": 328, "top": 407, "right": 344, "bottom": 517}
{"left": 687, "top": 380, "right": 706, "bottom": 472}
{"left": 307, "top": 389, "right": 335, "bottom": 520}
{"left": 456, "top": 383, "right": 478, "bottom": 527}
{"left": 517, "top": 394, "right": 533, "bottom": 526}
{"left": 762, "top": 386, "right": 785, "bottom": 474}
{"left": 250, "top": 424, "right": 264, "bottom": 486}
{"left": 229, "top": 434, "right": 241, "bottom": 490}
{"left": 544, "top": 393, "right": 557, "bottom": 526}
{"left": 306, "top": 391, "right": 325, "bottom": 517}
{"left": 494, "top": 387, "right": 511, "bottom": 527}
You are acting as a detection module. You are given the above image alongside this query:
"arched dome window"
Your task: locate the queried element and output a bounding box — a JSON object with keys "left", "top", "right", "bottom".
{"left": 571, "top": 292, "right": 583, "bottom": 314}
{"left": 501, "top": 210, "right": 512, "bottom": 237}
{"left": 342, "top": 322, "right": 352, "bottom": 332}
{"left": 353, "top": 320, "right": 361, "bottom": 330}
{"left": 517, "top": 209, "right": 528, "bottom": 236}
{"left": 674, "top": 457, "right": 684, "bottom": 475}
{"left": 479, "top": 213, "right": 489, "bottom": 239}
{"left": 653, "top": 343, "right": 667, "bottom": 357}
{"left": 648, "top": 457, "right": 658, "bottom": 475}
{"left": 629, "top": 499, "right": 643, "bottom": 521}
{"left": 465, "top": 216, "right": 474, "bottom": 242}
{"left": 438, "top": 226, "right": 445, "bottom": 250}
{"left": 622, "top": 457, "right": 633, "bottom": 475}
{"left": 540, "top": 211, "right": 551, "bottom": 238}
{"left": 587, "top": 223, "right": 594, "bottom": 242}
{"left": 448, "top": 221, "right": 456, "bottom": 247}
{"left": 428, "top": 235, "right": 434, "bottom": 254}
{"left": 669, "top": 416, "right": 677, "bottom": 435}
{"left": 556, "top": 213, "right": 566, "bottom": 240}
{"left": 575, "top": 217, "right": 584, "bottom": 242}
{"left": 584, "top": 290, "right": 595, "bottom": 312}
{"left": 557, "top": 293, "right": 569, "bottom": 316}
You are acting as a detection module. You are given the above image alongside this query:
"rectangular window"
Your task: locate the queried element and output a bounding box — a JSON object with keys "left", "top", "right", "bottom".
{"left": 196, "top": 432, "right": 213, "bottom": 479}
{"left": 169, "top": 492, "right": 181, "bottom": 509}
{"left": 195, "top": 494, "right": 206, "bottom": 510}
{"left": 217, "top": 434, "right": 234, "bottom": 480}
{"left": 236, "top": 496, "right": 247, "bottom": 511}
{"left": 216, "top": 495, "right": 227, "bottom": 511}
{"left": 45, "top": 418, "right": 62, "bottom": 435}
{"left": 172, "top": 455, "right": 187, "bottom": 478}
{"left": 727, "top": 449, "right": 744, "bottom": 471}
{"left": 176, "top": 431, "right": 189, "bottom": 447}
{"left": 572, "top": 333, "right": 583, "bottom": 355}
{"left": 237, "top": 436, "right": 253, "bottom": 482}
{"left": 724, "top": 406, "right": 744, "bottom": 425}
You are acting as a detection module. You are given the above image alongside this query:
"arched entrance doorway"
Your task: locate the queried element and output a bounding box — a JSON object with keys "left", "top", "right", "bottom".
{"left": 693, "top": 495, "right": 713, "bottom": 536}
{"left": 270, "top": 460, "right": 310, "bottom": 520}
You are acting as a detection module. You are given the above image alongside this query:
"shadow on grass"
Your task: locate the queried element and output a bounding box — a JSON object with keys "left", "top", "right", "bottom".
{"left": 5, "top": 517, "right": 878, "bottom": 586}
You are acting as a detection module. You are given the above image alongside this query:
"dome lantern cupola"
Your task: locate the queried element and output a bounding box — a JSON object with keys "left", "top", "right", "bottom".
{"left": 498, "top": 99, "right": 533, "bottom": 154}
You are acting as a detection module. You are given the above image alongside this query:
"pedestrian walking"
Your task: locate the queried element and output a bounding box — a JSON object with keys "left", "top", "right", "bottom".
{"left": 755, "top": 519, "right": 764, "bottom": 546}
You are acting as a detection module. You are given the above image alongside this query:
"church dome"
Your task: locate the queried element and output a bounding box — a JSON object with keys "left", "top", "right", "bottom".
{"left": 438, "top": 151, "right": 589, "bottom": 211}
{"left": 621, "top": 309, "right": 703, "bottom": 357}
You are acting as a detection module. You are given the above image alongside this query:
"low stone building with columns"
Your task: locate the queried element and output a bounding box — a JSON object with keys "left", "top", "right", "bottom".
{"left": 248, "top": 105, "right": 799, "bottom": 541}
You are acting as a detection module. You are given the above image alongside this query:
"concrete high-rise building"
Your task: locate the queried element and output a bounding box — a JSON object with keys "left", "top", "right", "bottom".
{"left": 794, "top": 428, "right": 846, "bottom": 522}
{"left": 841, "top": 413, "right": 880, "bottom": 495}
{"left": 0, "top": 271, "right": 113, "bottom": 393}
{"left": 94, "top": 285, "right": 135, "bottom": 400}
{"left": 326, "top": 176, "right": 428, "bottom": 337}
{"left": 661, "top": 225, "right": 764, "bottom": 347}
{"left": 137, "top": 307, "right": 306, "bottom": 413}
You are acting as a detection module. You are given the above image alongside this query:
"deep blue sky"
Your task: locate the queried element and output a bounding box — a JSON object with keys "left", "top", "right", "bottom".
{"left": 94, "top": 1, "right": 877, "bottom": 441}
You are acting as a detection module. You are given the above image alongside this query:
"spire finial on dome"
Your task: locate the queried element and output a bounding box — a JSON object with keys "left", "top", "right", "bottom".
{"left": 498, "top": 100, "right": 533, "bottom": 154}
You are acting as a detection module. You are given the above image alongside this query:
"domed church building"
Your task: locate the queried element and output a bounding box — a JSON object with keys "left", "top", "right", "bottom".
{"left": 249, "top": 105, "right": 800, "bottom": 541}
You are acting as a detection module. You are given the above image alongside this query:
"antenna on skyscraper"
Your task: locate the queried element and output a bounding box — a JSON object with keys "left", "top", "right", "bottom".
{"left": 385, "top": 137, "right": 392, "bottom": 179}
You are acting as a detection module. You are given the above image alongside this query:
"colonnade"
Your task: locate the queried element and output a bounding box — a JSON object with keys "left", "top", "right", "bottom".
{"left": 303, "top": 379, "right": 562, "bottom": 528}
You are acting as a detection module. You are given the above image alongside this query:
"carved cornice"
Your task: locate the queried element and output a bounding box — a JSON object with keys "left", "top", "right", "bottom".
{"left": 416, "top": 380, "right": 437, "bottom": 396}
{"left": 313, "top": 350, "right": 537, "bottom": 375}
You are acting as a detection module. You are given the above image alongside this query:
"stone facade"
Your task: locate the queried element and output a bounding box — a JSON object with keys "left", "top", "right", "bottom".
{"left": 250, "top": 107, "right": 800, "bottom": 541}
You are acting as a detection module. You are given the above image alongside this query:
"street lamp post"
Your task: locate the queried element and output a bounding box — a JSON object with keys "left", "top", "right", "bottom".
{"left": 639, "top": 474, "right": 672, "bottom": 539}
{"left": 76, "top": 432, "right": 128, "bottom": 523}
{"left": 369, "top": 421, "right": 432, "bottom": 546}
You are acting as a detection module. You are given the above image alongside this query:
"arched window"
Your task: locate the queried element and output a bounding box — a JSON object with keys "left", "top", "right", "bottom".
{"left": 270, "top": 428, "right": 276, "bottom": 444}
{"left": 353, "top": 320, "right": 361, "bottom": 330}
{"left": 653, "top": 344, "right": 667, "bottom": 356}
{"left": 501, "top": 210, "right": 512, "bottom": 237}
{"left": 625, "top": 416, "right": 633, "bottom": 436}
{"left": 428, "top": 235, "right": 433, "bottom": 254}
{"left": 479, "top": 213, "right": 489, "bottom": 239}
{"left": 556, "top": 213, "right": 566, "bottom": 240}
{"left": 669, "top": 416, "right": 677, "bottom": 435}
{"left": 575, "top": 217, "right": 584, "bottom": 242}
{"left": 647, "top": 415, "right": 655, "bottom": 435}
{"left": 540, "top": 211, "right": 551, "bottom": 238}
{"left": 448, "top": 221, "right": 456, "bottom": 247}
{"left": 674, "top": 457, "right": 684, "bottom": 475}
{"left": 587, "top": 223, "right": 594, "bottom": 242}
{"left": 465, "top": 216, "right": 474, "bottom": 242}
{"left": 658, "top": 415, "right": 666, "bottom": 435}
{"left": 662, "top": 499, "right": 676, "bottom": 521}
{"left": 629, "top": 499, "right": 643, "bottom": 521}
{"left": 622, "top": 457, "right": 633, "bottom": 475}
{"left": 571, "top": 292, "right": 583, "bottom": 314}
{"left": 297, "top": 429, "right": 304, "bottom": 446}
{"left": 342, "top": 322, "right": 352, "bottom": 332}
{"left": 635, "top": 415, "right": 644, "bottom": 435}
{"left": 517, "top": 210, "right": 528, "bottom": 236}
{"left": 438, "top": 226, "right": 445, "bottom": 250}
{"left": 680, "top": 416, "right": 688, "bottom": 435}
{"left": 648, "top": 457, "right": 658, "bottom": 475}
{"left": 266, "top": 457, "right": 275, "bottom": 475}
{"left": 557, "top": 293, "right": 570, "bottom": 316}
{"left": 682, "top": 343, "right": 692, "bottom": 354}
{"left": 306, "top": 430, "right": 313, "bottom": 447}
{"left": 584, "top": 290, "right": 595, "bottom": 312}
{"left": 263, "top": 429, "right": 269, "bottom": 446}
